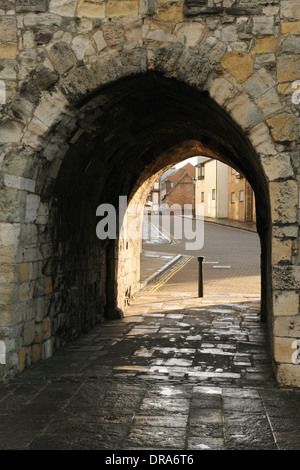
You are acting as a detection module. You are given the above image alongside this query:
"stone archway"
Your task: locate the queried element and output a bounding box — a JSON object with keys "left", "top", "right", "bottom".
{"left": 0, "top": 11, "right": 299, "bottom": 386}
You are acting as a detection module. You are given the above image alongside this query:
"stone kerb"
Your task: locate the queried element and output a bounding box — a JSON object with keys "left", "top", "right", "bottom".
{"left": 0, "top": 0, "right": 299, "bottom": 384}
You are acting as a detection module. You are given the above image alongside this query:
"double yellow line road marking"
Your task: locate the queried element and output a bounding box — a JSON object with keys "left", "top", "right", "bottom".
{"left": 148, "top": 255, "right": 194, "bottom": 292}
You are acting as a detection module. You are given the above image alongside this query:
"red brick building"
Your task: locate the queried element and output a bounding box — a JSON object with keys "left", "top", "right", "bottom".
{"left": 161, "top": 163, "right": 196, "bottom": 215}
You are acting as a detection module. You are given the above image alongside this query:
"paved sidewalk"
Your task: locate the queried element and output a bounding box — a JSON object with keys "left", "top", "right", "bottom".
{"left": 0, "top": 221, "right": 298, "bottom": 451}
{"left": 202, "top": 216, "right": 257, "bottom": 233}
{"left": 0, "top": 291, "right": 300, "bottom": 450}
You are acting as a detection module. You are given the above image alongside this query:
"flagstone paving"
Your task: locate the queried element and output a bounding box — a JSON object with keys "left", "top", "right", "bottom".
{"left": 0, "top": 291, "right": 300, "bottom": 450}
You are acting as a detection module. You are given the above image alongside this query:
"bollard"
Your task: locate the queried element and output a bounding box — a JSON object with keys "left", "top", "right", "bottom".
{"left": 197, "top": 256, "right": 205, "bottom": 298}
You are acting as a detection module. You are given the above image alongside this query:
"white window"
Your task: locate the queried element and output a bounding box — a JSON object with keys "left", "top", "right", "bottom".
{"left": 239, "top": 190, "right": 244, "bottom": 202}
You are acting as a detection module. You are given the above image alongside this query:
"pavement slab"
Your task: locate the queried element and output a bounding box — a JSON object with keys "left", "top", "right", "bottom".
{"left": 0, "top": 291, "right": 300, "bottom": 452}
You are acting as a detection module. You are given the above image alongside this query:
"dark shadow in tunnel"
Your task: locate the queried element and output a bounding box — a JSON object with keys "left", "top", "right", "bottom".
{"left": 49, "top": 72, "right": 271, "bottom": 349}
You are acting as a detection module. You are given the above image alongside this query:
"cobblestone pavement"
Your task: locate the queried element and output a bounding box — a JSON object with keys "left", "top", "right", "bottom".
{"left": 0, "top": 291, "right": 300, "bottom": 451}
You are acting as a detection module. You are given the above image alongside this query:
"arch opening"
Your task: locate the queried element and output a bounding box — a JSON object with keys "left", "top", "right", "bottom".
{"left": 138, "top": 154, "right": 261, "bottom": 303}
{"left": 47, "top": 72, "right": 271, "bottom": 354}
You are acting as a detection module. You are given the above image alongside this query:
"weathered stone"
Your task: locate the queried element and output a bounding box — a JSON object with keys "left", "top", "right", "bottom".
{"left": 208, "top": 41, "right": 226, "bottom": 65}
{"left": 102, "top": 19, "right": 126, "bottom": 46}
{"left": 276, "top": 364, "right": 300, "bottom": 387}
{"left": 23, "top": 320, "right": 35, "bottom": 345}
{"left": 274, "top": 336, "right": 298, "bottom": 363}
{"left": 277, "top": 55, "right": 300, "bottom": 83}
{"left": 48, "top": 42, "right": 78, "bottom": 75}
{"left": 0, "top": 17, "right": 17, "bottom": 43}
{"left": 0, "top": 224, "right": 21, "bottom": 247}
{"left": 281, "top": 0, "right": 300, "bottom": 19}
{"left": 93, "top": 29, "right": 107, "bottom": 52}
{"left": 272, "top": 238, "right": 292, "bottom": 265}
{"left": 0, "top": 283, "right": 15, "bottom": 304}
{"left": 273, "top": 225, "right": 298, "bottom": 240}
{"left": 254, "top": 52, "right": 276, "bottom": 69}
{"left": 256, "top": 89, "right": 282, "bottom": 118}
{"left": 252, "top": 36, "right": 280, "bottom": 55}
{"left": 177, "top": 47, "right": 210, "bottom": 86}
{"left": 221, "top": 24, "right": 238, "bottom": 42}
{"left": 274, "top": 291, "right": 299, "bottom": 317}
{"left": 107, "top": 0, "right": 139, "bottom": 17}
{"left": 49, "top": 0, "right": 77, "bottom": 16}
{"left": 16, "top": 0, "right": 49, "bottom": 13}
{"left": 77, "top": 0, "right": 106, "bottom": 18}
{"left": 281, "top": 21, "right": 300, "bottom": 36}
{"left": 0, "top": 264, "right": 15, "bottom": 284}
{"left": 25, "top": 194, "right": 40, "bottom": 223}
{"left": 19, "top": 263, "right": 30, "bottom": 283}
{"left": 0, "top": 43, "right": 18, "bottom": 60}
{"left": 252, "top": 16, "right": 275, "bottom": 37}
{"left": 282, "top": 36, "right": 300, "bottom": 54}
{"left": 44, "top": 277, "right": 52, "bottom": 295}
{"left": 119, "top": 44, "right": 147, "bottom": 75}
{"left": 220, "top": 52, "right": 253, "bottom": 83}
{"left": 148, "top": 42, "right": 183, "bottom": 75}
{"left": 226, "top": 93, "right": 262, "bottom": 130}
{"left": 31, "top": 343, "right": 42, "bottom": 362}
{"left": 19, "top": 283, "right": 32, "bottom": 302}
{"left": 34, "top": 67, "right": 59, "bottom": 91}
{"left": 244, "top": 67, "right": 274, "bottom": 99}
{"left": 277, "top": 82, "right": 294, "bottom": 97}
{"left": 266, "top": 112, "right": 297, "bottom": 143}
{"left": 72, "top": 35, "right": 95, "bottom": 60}
{"left": 42, "top": 338, "right": 52, "bottom": 360}
{"left": 3, "top": 148, "right": 37, "bottom": 180}
{"left": 157, "top": 0, "right": 183, "bottom": 21}
{"left": 248, "top": 122, "right": 277, "bottom": 156}
{"left": 274, "top": 316, "right": 300, "bottom": 338}
{"left": 269, "top": 180, "right": 299, "bottom": 225}
{"left": 0, "top": 121, "right": 24, "bottom": 144}
{"left": 23, "top": 12, "right": 62, "bottom": 28}
{"left": 4, "top": 175, "right": 35, "bottom": 192}
{"left": 174, "top": 21, "right": 205, "bottom": 47}
{"left": 0, "top": 60, "right": 17, "bottom": 80}
{"left": 207, "top": 77, "right": 238, "bottom": 106}
{"left": 43, "top": 317, "right": 51, "bottom": 338}
{"left": 260, "top": 154, "right": 294, "bottom": 181}
{"left": 145, "top": 27, "right": 178, "bottom": 43}
{"left": 18, "top": 347, "right": 27, "bottom": 372}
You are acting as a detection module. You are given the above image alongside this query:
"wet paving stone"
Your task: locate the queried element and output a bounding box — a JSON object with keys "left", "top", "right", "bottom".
{"left": 123, "top": 425, "right": 186, "bottom": 450}
{"left": 0, "top": 292, "right": 300, "bottom": 450}
{"left": 187, "top": 437, "right": 226, "bottom": 450}
{"left": 188, "top": 422, "right": 224, "bottom": 439}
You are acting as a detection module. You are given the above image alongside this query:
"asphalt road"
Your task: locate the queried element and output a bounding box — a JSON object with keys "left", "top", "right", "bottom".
{"left": 143, "top": 216, "right": 261, "bottom": 296}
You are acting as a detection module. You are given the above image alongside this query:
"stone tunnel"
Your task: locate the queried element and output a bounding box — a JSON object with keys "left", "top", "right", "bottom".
{"left": 0, "top": 0, "right": 299, "bottom": 387}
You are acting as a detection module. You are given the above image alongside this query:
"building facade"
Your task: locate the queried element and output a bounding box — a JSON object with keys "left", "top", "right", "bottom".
{"left": 195, "top": 157, "right": 229, "bottom": 219}
{"left": 228, "top": 167, "right": 257, "bottom": 223}
{"left": 161, "top": 163, "right": 196, "bottom": 215}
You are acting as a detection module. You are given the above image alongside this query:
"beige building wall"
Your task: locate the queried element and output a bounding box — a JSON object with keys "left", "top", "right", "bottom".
{"left": 228, "top": 168, "right": 256, "bottom": 223}
{"left": 216, "top": 161, "right": 229, "bottom": 218}
{"left": 195, "top": 157, "right": 228, "bottom": 219}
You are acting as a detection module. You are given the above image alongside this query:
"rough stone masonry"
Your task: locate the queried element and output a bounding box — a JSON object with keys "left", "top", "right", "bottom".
{"left": 0, "top": 0, "right": 299, "bottom": 387}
